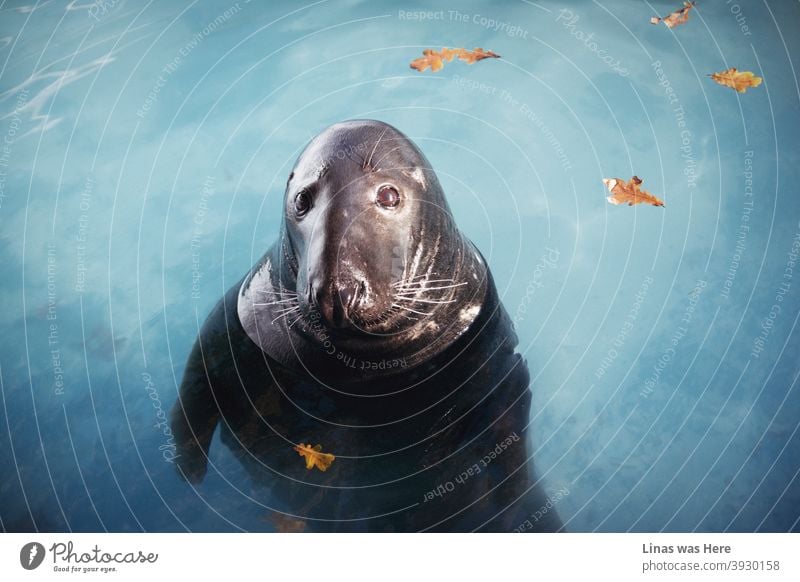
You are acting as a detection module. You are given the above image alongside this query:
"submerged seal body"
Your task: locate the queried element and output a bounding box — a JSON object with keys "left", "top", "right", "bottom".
{"left": 170, "top": 120, "right": 561, "bottom": 532}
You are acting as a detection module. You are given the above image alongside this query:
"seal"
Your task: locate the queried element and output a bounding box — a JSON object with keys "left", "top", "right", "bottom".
{"left": 170, "top": 120, "right": 561, "bottom": 532}
{"left": 237, "top": 119, "right": 489, "bottom": 379}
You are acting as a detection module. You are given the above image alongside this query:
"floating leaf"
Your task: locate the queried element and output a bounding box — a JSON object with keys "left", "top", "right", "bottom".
{"left": 410, "top": 47, "right": 500, "bottom": 73}
{"left": 603, "top": 176, "right": 665, "bottom": 207}
{"left": 708, "top": 68, "right": 762, "bottom": 93}
{"left": 650, "top": 1, "right": 695, "bottom": 28}
{"left": 457, "top": 47, "right": 501, "bottom": 64}
{"left": 294, "top": 442, "right": 336, "bottom": 472}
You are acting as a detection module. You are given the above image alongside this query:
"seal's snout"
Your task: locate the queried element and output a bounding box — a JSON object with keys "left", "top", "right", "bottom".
{"left": 331, "top": 283, "right": 355, "bottom": 328}
{"left": 310, "top": 278, "right": 364, "bottom": 329}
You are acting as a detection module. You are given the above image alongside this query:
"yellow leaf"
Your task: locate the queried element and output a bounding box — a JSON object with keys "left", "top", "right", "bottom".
{"left": 709, "top": 68, "right": 763, "bottom": 93}
{"left": 440, "top": 47, "right": 461, "bottom": 62}
{"left": 603, "top": 176, "right": 665, "bottom": 208}
{"left": 294, "top": 442, "right": 336, "bottom": 472}
{"left": 409, "top": 49, "right": 442, "bottom": 73}
{"left": 410, "top": 47, "right": 500, "bottom": 73}
{"left": 457, "top": 47, "right": 501, "bottom": 65}
{"left": 651, "top": 1, "right": 695, "bottom": 28}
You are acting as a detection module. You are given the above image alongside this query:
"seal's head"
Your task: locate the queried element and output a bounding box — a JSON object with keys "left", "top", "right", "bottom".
{"left": 286, "top": 120, "right": 466, "bottom": 333}
{"left": 239, "top": 120, "right": 488, "bottom": 375}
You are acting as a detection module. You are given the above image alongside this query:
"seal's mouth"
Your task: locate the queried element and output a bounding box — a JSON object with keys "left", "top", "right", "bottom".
{"left": 295, "top": 271, "right": 466, "bottom": 336}
{"left": 307, "top": 277, "right": 368, "bottom": 331}
{"left": 348, "top": 305, "right": 404, "bottom": 332}
{"left": 338, "top": 273, "right": 467, "bottom": 335}
{"left": 309, "top": 288, "right": 400, "bottom": 335}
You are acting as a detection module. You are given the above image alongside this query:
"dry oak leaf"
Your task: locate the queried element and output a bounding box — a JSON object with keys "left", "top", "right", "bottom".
{"left": 708, "top": 68, "right": 762, "bottom": 93}
{"left": 294, "top": 442, "right": 336, "bottom": 471}
{"left": 650, "top": 1, "right": 695, "bottom": 28}
{"left": 457, "top": 47, "right": 501, "bottom": 64}
{"left": 603, "top": 176, "right": 665, "bottom": 207}
{"left": 410, "top": 47, "right": 500, "bottom": 73}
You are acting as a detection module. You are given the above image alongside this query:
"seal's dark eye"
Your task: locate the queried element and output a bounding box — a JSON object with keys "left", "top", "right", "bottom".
{"left": 376, "top": 185, "right": 400, "bottom": 209}
{"left": 294, "top": 190, "right": 311, "bottom": 217}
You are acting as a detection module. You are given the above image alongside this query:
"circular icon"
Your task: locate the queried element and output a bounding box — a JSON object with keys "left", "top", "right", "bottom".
{"left": 20, "top": 542, "right": 46, "bottom": 570}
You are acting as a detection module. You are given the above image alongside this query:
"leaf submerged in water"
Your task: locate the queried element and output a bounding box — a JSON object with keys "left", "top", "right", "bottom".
{"left": 294, "top": 442, "right": 336, "bottom": 471}
{"left": 270, "top": 513, "right": 306, "bottom": 533}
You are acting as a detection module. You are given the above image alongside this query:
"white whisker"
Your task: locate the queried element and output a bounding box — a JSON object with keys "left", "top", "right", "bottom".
{"left": 392, "top": 277, "right": 455, "bottom": 287}
{"left": 252, "top": 298, "right": 300, "bottom": 306}
{"left": 257, "top": 289, "right": 298, "bottom": 296}
{"left": 396, "top": 282, "right": 468, "bottom": 292}
{"left": 271, "top": 306, "right": 300, "bottom": 324}
{"left": 365, "top": 126, "right": 389, "bottom": 170}
{"left": 394, "top": 296, "right": 457, "bottom": 304}
{"left": 391, "top": 273, "right": 430, "bottom": 285}
{"left": 392, "top": 303, "right": 432, "bottom": 316}
{"left": 287, "top": 313, "right": 305, "bottom": 328}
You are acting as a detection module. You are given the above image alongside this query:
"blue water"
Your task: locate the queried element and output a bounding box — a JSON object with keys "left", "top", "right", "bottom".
{"left": 1, "top": 0, "right": 798, "bottom": 532}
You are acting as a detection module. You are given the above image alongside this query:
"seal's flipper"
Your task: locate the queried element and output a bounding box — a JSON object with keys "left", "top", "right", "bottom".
{"left": 170, "top": 338, "right": 220, "bottom": 484}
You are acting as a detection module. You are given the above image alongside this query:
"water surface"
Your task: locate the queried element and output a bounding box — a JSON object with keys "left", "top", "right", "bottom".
{"left": 1, "top": 0, "right": 798, "bottom": 532}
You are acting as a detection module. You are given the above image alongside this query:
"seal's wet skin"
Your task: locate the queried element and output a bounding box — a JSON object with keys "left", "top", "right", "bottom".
{"left": 170, "top": 120, "right": 561, "bottom": 532}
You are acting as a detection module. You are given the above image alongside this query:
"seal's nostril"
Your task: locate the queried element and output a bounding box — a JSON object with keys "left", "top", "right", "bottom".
{"left": 331, "top": 296, "right": 344, "bottom": 328}
{"left": 357, "top": 280, "right": 366, "bottom": 303}
{"left": 338, "top": 287, "right": 355, "bottom": 315}
{"left": 331, "top": 281, "right": 362, "bottom": 328}
{"left": 309, "top": 281, "right": 326, "bottom": 315}
{"left": 307, "top": 283, "right": 316, "bottom": 307}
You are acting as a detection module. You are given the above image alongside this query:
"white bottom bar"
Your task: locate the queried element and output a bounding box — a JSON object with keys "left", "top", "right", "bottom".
{"left": 1, "top": 533, "right": 797, "bottom": 581}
